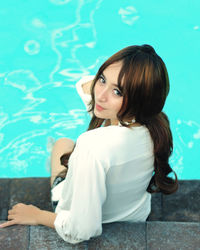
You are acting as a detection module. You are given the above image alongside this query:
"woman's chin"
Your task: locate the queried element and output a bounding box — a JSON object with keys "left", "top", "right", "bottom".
{"left": 94, "top": 109, "right": 105, "bottom": 119}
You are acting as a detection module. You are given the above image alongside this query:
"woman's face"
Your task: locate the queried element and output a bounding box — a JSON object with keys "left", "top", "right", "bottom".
{"left": 94, "top": 62, "right": 123, "bottom": 125}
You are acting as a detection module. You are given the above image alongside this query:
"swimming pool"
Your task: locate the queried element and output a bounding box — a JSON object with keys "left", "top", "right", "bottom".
{"left": 0, "top": 0, "right": 199, "bottom": 179}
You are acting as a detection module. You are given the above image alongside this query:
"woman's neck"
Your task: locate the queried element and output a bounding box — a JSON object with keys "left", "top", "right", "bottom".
{"left": 105, "top": 119, "right": 141, "bottom": 127}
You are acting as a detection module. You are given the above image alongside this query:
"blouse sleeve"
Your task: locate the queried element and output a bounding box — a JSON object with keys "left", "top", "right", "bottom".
{"left": 54, "top": 134, "right": 107, "bottom": 244}
{"left": 75, "top": 75, "right": 95, "bottom": 113}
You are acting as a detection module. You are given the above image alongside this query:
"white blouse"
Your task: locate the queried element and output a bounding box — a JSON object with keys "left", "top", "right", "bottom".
{"left": 51, "top": 76, "right": 154, "bottom": 244}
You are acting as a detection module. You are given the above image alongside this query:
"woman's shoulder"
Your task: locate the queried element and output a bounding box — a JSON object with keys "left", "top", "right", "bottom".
{"left": 79, "top": 125, "right": 147, "bottom": 140}
{"left": 77, "top": 125, "right": 149, "bottom": 153}
{"left": 78, "top": 125, "right": 124, "bottom": 141}
{"left": 82, "top": 124, "right": 147, "bottom": 136}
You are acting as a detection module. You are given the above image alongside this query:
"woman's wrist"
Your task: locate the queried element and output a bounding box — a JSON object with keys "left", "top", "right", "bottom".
{"left": 35, "top": 208, "right": 44, "bottom": 225}
{"left": 36, "top": 209, "right": 57, "bottom": 228}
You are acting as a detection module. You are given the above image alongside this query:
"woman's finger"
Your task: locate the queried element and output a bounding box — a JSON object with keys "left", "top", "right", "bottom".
{"left": 0, "top": 220, "right": 16, "bottom": 228}
{"left": 12, "top": 204, "right": 18, "bottom": 209}
{"left": 12, "top": 203, "right": 23, "bottom": 209}
{"left": 8, "top": 214, "right": 16, "bottom": 220}
{"left": 8, "top": 209, "right": 15, "bottom": 215}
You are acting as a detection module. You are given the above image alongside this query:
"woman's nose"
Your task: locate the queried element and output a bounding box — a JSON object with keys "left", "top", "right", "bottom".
{"left": 98, "top": 88, "right": 108, "bottom": 102}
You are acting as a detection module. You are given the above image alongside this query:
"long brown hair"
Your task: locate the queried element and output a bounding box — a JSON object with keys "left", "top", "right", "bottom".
{"left": 61, "top": 44, "right": 178, "bottom": 194}
{"left": 87, "top": 44, "right": 178, "bottom": 194}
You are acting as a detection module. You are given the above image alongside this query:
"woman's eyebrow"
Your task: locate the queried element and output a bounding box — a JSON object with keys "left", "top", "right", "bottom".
{"left": 101, "top": 72, "right": 106, "bottom": 79}
{"left": 101, "top": 72, "right": 119, "bottom": 87}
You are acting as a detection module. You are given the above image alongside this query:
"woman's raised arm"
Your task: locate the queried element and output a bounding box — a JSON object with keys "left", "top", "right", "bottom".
{"left": 82, "top": 80, "right": 93, "bottom": 95}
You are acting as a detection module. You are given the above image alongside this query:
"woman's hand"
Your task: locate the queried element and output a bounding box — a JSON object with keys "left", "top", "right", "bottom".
{"left": 0, "top": 203, "right": 42, "bottom": 228}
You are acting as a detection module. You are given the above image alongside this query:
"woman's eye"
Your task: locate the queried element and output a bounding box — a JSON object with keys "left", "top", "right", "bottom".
{"left": 99, "top": 75, "right": 105, "bottom": 84}
{"left": 114, "top": 89, "right": 122, "bottom": 97}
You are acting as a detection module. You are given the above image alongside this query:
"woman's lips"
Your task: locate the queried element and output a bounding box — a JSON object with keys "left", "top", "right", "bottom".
{"left": 95, "top": 104, "right": 105, "bottom": 111}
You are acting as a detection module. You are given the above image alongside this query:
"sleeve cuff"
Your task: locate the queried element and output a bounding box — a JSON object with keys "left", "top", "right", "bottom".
{"left": 75, "top": 75, "right": 95, "bottom": 111}
{"left": 54, "top": 211, "right": 85, "bottom": 244}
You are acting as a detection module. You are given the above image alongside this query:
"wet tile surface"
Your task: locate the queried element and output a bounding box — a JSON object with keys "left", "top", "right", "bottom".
{"left": 162, "top": 180, "right": 200, "bottom": 222}
{"left": 147, "top": 192, "right": 162, "bottom": 221}
{"left": 30, "top": 225, "right": 88, "bottom": 250}
{"left": 147, "top": 221, "right": 200, "bottom": 250}
{"left": 0, "top": 179, "right": 11, "bottom": 220}
{"left": 0, "top": 221, "right": 29, "bottom": 250}
{"left": 0, "top": 179, "right": 200, "bottom": 249}
{"left": 88, "top": 222, "right": 146, "bottom": 250}
{"left": 1, "top": 178, "right": 199, "bottom": 223}
{"left": 9, "top": 178, "right": 52, "bottom": 212}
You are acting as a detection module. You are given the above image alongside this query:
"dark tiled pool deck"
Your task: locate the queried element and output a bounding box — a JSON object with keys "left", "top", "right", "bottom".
{"left": 0, "top": 178, "right": 199, "bottom": 249}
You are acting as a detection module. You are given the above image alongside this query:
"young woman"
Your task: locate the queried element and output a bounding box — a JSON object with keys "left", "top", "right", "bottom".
{"left": 0, "top": 44, "right": 178, "bottom": 244}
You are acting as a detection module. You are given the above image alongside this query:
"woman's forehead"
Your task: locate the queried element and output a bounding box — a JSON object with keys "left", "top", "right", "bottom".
{"left": 104, "top": 61, "right": 123, "bottom": 72}
{"left": 102, "top": 61, "right": 123, "bottom": 83}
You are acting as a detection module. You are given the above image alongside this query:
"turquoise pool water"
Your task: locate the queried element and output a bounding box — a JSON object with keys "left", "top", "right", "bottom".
{"left": 0, "top": 0, "right": 199, "bottom": 179}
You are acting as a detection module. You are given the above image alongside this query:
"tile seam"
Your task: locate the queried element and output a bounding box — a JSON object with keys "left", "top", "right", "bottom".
{"left": 145, "top": 222, "right": 148, "bottom": 250}
{"left": 8, "top": 179, "right": 13, "bottom": 210}
{"left": 27, "top": 226, "right": 30, "bottom": 250}
{"left": 8, "top": 179, "right": 11, "bottom": 210}
{"left": 161, "top": 193, "right": 163, "bottom": 221}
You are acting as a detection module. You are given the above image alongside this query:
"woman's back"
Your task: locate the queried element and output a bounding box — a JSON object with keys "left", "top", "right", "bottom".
{"left": 74, "top": 124, "right": 154, "bottom": 222}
